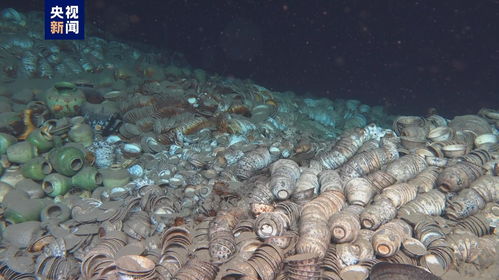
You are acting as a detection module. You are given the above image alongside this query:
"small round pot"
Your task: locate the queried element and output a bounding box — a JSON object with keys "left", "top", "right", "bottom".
{"left": 393, "top": 116, "right": 424, "bottom": 135}
{"left": 44, "top": 82, "right": 86, "bottom": 118}
{"left": 48, "top": 146, "right": 84, "bottom": 176}
{"left": 0, "top": 132, "right": 17, "bottom": 154}
{"left": 21, "top": 157, "right": 53, "bottom": 181}
{"left": 6, "top": 141, "right": 38, "bottom": 164}
{"left": 71, "top": 166, "right": 103, "bottom": 191}
{"left": 42, "top": 173, "right": 72, "bottom": 197}
{"left": 26, "top": 128, "right": 54, "bottom": 153}
{"left": 68, "top": 123, "right": 94, "bottom": 147}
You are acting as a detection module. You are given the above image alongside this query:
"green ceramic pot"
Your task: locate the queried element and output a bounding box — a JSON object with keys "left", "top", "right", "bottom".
{"left": 0, "top": 132, "right": 17, "bottom": 154}
{"left": 48, "top": 146, "right": 84, "bottom": 176}
{"left": 68, "top": 123, "right": 94, "bottom": 147}
{"left": 72, "top": 166, "right": 102, "bottom": 191}
{"left": 21, "top": 157, "right": 53, "bottom": 181}
{"left": 40, "top": 202, "right": 71, "bottom": 224}
{"left": 26, "top": 128, "right": 54, "bottom": 153}
{"left": 42, "top": 173, "right": 71, "bottom": 197}
{"left": 100, "top": 167, "right": 130, "bottom": 189}
{"left": 44, "top": 82, "right": 86, "bottom": 118}
{"left": 4, "top": 198, "right": 48, "bottom": 224}
{"left": 6, "top": 141, "right": 38, "bottom": 164}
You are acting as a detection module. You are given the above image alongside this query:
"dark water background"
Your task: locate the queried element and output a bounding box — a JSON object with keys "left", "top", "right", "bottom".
{"left": 5, "top": 0, "right": 499, "bottom": 117}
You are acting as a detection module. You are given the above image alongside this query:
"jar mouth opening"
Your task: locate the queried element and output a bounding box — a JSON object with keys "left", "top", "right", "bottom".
{"left": 71, "top": 158, "right": 83, "bottom": 171}
{"left": 42, "top": 181, "right": 53, "bottom": 193}
{"left": 54, "top": 82, "right": 77, "bottom": 92}
{"left": 45, "top": 204, "right": 63, "bottom": 218}
{"left": 94, "top": 172, "right": 103, "bottom": 185}
{"left": 40, "top": 161, "right": 52, "bottom": 175}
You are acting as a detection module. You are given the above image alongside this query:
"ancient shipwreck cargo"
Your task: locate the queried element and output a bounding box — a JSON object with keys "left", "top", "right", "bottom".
{"left": 0, "top": 9, "right": 498, "bottom": 279}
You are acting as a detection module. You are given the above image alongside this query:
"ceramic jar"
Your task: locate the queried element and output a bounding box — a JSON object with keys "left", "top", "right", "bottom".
{"left": 42, "top": 173, "right": 72, "bottom": 197}
{"left": 48, "top": 146, "right": 84, "bottom": 176}
{"left": 21, "top": 157, "right": 53, "bottom": 181}
{"left": 26, "top": 128, "right": 54, "bottom": 153}
{"left": 6, "top": 141, "right": 38, "bottom": 164}
{"left": 44, "top": 82, "right": 86, "bottom": 118}
{"left": 72, "top": 166, "right": 102, "bottom": 191}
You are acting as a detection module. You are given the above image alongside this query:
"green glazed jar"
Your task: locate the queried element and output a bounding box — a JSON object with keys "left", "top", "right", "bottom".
{"left": 48, "top": 146, "right": 84, "bottom": 176}
{"left": 72, "top": 166, "right": 102, "bottom": 191}
{"left": 100, "top": 167, "right": 130, "bottom": 189}
{"left": 0, "top": 132, "right": 17, "bottom": 154}
{"left": 4, "top": 198, "right": 48, "bottom": 224}
{"left": 26, "top": 128, "right": 54, "bottom": 153}
{"left": 68, "top": 123, "right": 94, "bottom": 147}
{"left": 21, "top": 157, "right": 53, "bottom": 181}
{"left": 44, "top": 82, "right": 86, "bottom": 118}
{"left": 6, "top": 141, "right": 38, "bottom": 164}
{"left": 42, "top": 173, "right": 71, "bottom": 197}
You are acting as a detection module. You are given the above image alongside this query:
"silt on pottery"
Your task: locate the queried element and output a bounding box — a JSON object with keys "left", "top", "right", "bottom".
{"left": 0, "top": 132, "right": 17, "bottom": 154}
{"left": 44, "top": 82, "right": 86, "bottom": 118}
{"left": 48, "top": 146, "right": 84, "bottom": 176}
{"left": 42, "top": 173, "right": 72, "bottom": 197}
{"left": 26, "top": 128, "right": 54, "bottom": 153}
{"left": 71, "top": 166, "right": 102, "bottom": 191}
{"left": 21, "top": 157, "right": 53, "bottom": 181}
{"left": 6, "top": 141, "right": 38, "bottom": 164}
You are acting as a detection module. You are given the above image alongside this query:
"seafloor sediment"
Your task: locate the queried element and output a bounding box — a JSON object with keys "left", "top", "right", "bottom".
{"left": 0, "top": 8, "right": 498, "bottom": 280}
